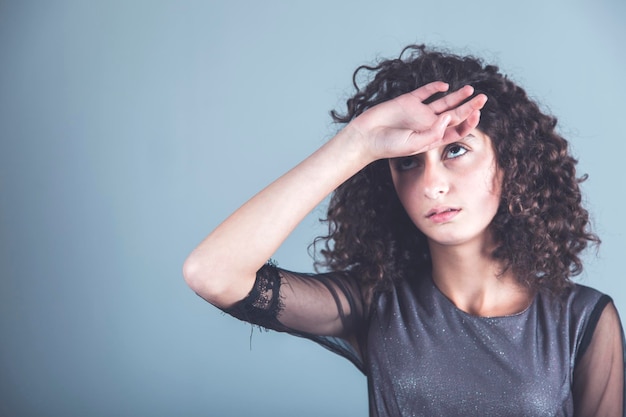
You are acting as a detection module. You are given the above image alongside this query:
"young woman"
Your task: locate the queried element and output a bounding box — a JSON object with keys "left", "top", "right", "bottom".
{"left": 183, "top": 44, "right": 625, "bottom": 416}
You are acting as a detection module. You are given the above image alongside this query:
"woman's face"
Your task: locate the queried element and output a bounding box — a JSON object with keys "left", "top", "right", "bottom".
{"left": 389, "top": 129, "right": 502, "bottom": 249}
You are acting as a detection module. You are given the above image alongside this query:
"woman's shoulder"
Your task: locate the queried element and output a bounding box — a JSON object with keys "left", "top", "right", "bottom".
{"left": 561, "top": 283, "right": 613, "bottom": 314}
{"left": 536, "top": 283, "right": 615, "bottom": 341}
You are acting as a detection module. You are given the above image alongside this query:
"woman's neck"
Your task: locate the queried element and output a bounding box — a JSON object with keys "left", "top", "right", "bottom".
{"left": 428, "top": 239, "right": 533, "bottom": 317}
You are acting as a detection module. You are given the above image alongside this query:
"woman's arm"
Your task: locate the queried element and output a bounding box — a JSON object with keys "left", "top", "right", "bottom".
{"left": 183, "top": 82, "right": 487, "bottom": 310}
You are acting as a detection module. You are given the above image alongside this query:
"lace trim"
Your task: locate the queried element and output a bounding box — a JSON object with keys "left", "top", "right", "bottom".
{"left": 222, "top": 261, "right": 286, "bottom": 331}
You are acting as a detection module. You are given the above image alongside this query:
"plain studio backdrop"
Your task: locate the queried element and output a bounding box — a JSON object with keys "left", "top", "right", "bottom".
{"left": 1, "top": 1, "right": 624, "bottom": 416}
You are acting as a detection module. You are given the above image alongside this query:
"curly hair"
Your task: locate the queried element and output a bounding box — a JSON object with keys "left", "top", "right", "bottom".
{"left": 314, "top": 44, "right": 599, "bottom": 294}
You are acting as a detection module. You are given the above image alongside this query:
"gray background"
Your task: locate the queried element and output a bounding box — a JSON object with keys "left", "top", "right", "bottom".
{"left": 1, "top": 1, "right": 624, "bottom": 416}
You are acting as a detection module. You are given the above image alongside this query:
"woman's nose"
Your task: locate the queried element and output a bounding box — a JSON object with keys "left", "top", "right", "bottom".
{"left": 422, "top": 160, "right": 449, "bottom": 199}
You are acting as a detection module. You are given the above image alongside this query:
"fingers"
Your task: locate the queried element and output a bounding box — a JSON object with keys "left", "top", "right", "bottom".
{"left": 409, "top": 81, "right": 450, "bottom": 102}
{"left": 428, "top": 85, "right": 475, "bottom": 114}
{"left": 442, "top": 93, "right": 487, "bottom": 127}
{"left": 407, "top": 83, "right": 487, "bottom": 127}
{"left": 397, "top": 106, "right": 482, "bottom": 157}
{"left": 443, "top": 109, "right": 481, "bottom": 142}
{"left": 408, "top": 109, "right": 481, "bottom": 156}
{"left": 403, "top": 113, "right": 452, "bottom": 155}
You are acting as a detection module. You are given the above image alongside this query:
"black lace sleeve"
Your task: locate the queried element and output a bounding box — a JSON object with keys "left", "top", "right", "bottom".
{"left": 222, "top": 263, "right": 287, "bottom": 331}
{"left": 222, "top": 262, "right": 367, "bottom": 372}
{"left": 572, "top": 298, "right": 625, "bottom": 417}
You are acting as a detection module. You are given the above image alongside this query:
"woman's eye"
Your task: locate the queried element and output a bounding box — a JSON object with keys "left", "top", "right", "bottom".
{"left": 394, "top": 157, "right": 420, "bottom": 171}
{"left": 444, "top": 144, "right": 468, "bottom": 159}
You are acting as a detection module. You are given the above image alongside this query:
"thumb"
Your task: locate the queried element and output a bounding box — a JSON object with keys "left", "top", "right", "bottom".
{"left": 435, "top": 114, "right": 452, "bottom": 134}
{"left": 419, "top": 113, "right": 452, "bottom": 152}
{"left": 424, "top": 113, "right": 451, "bottom": 141}
{"left": 404, "top": 113, "right": 452, "bottom": 155}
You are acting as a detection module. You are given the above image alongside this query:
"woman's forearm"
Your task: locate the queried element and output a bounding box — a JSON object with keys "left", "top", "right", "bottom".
{"left": 183, "top": 126, "right": 370, "bottom": 308}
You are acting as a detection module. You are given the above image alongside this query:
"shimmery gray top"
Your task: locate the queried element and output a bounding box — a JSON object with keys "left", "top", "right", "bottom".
{"left": 223, "top": 264, "right": 625, "bottom": 417}
{"left": 364, "top": 276, "right": 608, "bottom": 416}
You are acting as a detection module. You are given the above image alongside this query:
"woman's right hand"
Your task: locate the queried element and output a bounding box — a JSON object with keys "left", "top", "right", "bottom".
{"left": 347, "top": 82, "right": 488, "bottom": 162}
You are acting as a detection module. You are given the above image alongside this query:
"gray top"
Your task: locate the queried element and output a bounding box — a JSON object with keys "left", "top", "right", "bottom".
{"left": 222, "top": 264, "right": 625, "bottom": 416}
{"left": 366, "top": 274, "right": 610, "bottom": 416}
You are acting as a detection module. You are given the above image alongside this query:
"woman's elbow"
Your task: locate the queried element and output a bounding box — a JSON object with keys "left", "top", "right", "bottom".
{"left": 182, "top": 253, "right": 250, "bottom": 308}
{"left": 182, "top": 254, "right": 203, "bottom": 292}
{"left": 183, "top": 254, "right": 221, "bottom": 303}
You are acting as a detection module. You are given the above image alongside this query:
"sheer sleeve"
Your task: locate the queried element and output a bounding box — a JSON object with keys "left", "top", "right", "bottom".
{"left": 573, "top": 299, "right": 625, "bottom": 417}
{"left": 222, "top": 262, "right": 367, "bottom": 372}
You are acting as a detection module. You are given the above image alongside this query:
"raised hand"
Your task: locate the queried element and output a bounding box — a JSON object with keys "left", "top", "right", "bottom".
{"left": 347, "top": 82, "right": 488, "bottom": 162}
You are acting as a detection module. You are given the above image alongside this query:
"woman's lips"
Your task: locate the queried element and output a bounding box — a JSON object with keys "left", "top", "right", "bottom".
{"left": 426, "top": 207, "right": 461, "bottom": 224}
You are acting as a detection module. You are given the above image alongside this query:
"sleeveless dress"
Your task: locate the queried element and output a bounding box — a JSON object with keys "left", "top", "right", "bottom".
{"left": 221, "top": 263, "right": 626, "bottom": 417}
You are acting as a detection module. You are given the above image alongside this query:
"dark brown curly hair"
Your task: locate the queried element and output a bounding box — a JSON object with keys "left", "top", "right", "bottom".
{"left": 314, "top": 44, "right": 599, "bottom": 294}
